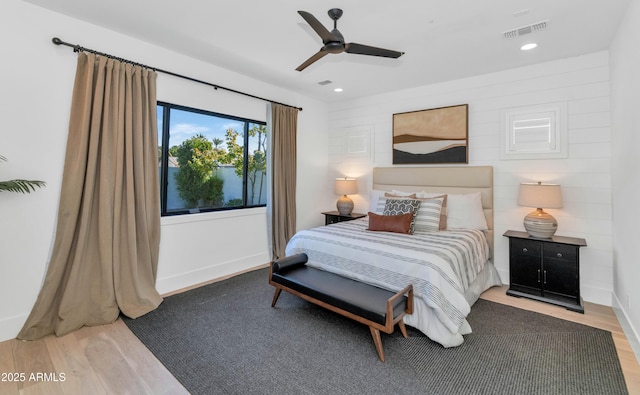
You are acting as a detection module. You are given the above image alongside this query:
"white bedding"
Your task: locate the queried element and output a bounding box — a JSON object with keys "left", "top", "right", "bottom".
{"left": 285, "top": 217, "right": 501, "bottom": 347}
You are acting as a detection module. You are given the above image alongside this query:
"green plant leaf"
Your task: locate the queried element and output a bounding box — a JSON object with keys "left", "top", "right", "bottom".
{"left": 1, "top": 155, "right": 46, "bottom": 193}
{"left": 0, "top": 179, "right": 46, "bottom": 193}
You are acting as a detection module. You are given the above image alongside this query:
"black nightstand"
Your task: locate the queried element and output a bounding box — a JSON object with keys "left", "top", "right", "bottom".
{"left": 503, "top": 230, "right": 587, "bottom": 313}
{"left": 322, "top": 211, "right": 366, "bottom": 225}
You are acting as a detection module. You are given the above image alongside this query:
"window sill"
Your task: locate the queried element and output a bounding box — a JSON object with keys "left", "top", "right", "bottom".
{"left": 161, "top": 206, "right": 267, "bottom": 226}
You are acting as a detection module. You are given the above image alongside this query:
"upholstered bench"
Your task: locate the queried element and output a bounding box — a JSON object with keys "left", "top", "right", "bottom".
{"left": 269, "top": 253, "right": 413, "bottom": 362}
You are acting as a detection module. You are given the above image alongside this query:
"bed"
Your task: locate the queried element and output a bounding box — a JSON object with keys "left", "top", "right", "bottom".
{"left": 284, "top": 166, "right": 503, "bottom": 347}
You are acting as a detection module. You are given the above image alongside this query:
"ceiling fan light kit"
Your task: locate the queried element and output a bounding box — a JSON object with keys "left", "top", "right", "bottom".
{"left": 296, "top": 8, "right": 404, "bottom": 71}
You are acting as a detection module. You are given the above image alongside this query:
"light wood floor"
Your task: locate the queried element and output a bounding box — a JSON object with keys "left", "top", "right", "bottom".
{"left": 1, "top": 280, "right": 638, "bottom": 394}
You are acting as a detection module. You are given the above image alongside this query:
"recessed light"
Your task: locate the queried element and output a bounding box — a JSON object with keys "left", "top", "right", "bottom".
{"left": 520, "top": 43, "right": 538, "bottom": 51}
{"left": 334, "top": 88, "right": 343, "bottom": 92}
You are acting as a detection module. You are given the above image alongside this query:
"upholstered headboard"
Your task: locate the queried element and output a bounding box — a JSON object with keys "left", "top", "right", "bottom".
{"left": 372, "top": 166, "right": 494, "bottom": 258}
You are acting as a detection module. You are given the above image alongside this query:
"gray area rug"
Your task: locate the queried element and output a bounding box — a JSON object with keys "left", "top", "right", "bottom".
{"left": 123, "top": 268, "right": 628, "bottom": 395}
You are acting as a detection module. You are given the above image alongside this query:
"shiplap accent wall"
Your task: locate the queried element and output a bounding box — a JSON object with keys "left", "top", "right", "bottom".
{"left": 327, "top": 51, "right": 612, "bottom": 306}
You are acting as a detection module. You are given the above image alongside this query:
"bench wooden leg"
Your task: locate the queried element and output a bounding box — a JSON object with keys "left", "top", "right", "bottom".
{"left": 398, "top": 320, "right": 408, "bottom": 339}
{"left": 369, "top": 327, "right": 385, "bottom": 362}
{"left": 271, "top": 288, "right": 282, "bottom": 307}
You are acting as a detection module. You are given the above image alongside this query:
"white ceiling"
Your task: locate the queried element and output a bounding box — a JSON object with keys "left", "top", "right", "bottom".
{"left": 26, "top": 0, "right": 630, "bottom": 103}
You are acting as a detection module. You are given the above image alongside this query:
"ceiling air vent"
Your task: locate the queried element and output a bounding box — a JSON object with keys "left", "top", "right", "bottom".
{"left": 317, "top": 80, "right": 333, "bottom": 86}
{"left": 503, "top": 20, "right": 549, "bottom": 39}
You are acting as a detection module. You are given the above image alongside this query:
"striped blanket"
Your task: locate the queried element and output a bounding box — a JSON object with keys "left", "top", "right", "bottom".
{"left": 285, "top": 218, "right": 491, "bottom": 347}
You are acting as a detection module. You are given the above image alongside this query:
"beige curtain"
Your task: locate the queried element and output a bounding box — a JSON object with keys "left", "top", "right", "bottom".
{"left": 18, "top": 53, "right": 162, "bottom": 340}
{"left": 268, "top": 103, "right": 298, "bottom": 259}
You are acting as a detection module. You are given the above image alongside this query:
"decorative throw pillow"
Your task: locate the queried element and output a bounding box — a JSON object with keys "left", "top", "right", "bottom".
{"left": 367, "top": 212, "right": 414, "bottom": 234}
{"left": 419, "top": 192, "right": 449, "bottom": 230}
{"left": 371, "top": 192, "right": 417, "bottom": 215}
{"left": 414, "top": 195, "right": 446, "bottom": 232}
{"left": 383, "top": 198, "right": 421, "bottom": 233}
{"left": 391, "top": 190, "right": 425, "bottom": 197}
{"left": 385, "top": 192, "right": 417, "bottom": 198}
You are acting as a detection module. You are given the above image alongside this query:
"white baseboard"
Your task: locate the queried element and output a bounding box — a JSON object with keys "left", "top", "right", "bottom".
{"left": 612, "top": 293, "right": 640, "bottom": 364}
{"left": 0, "top": 313, "right": 28, "bottom": 343}
{"left": 496, "top": 267, "right": 509, "bottom": 285}
{"left": 155, "top": 252, "right": 270, "bottom": 295}
{"left": 581, "top": 285, "right": 613, "bottom": 307}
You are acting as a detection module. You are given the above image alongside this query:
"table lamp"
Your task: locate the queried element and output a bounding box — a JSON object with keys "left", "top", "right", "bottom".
{"left": 335, "top": 178, "right": 357, "bottom": 215}
{"left": 518, "top": 182, "right": 563, "bottom": 238}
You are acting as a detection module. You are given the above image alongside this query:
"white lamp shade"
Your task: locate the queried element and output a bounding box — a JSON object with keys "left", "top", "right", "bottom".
{"left": 518, "top": 182, "right": 563, "bottom": 209}
{"left": 335, "top": 178, "right": 357, "bottom": 195}
{"left": 518, "top": 182, "right": 562, "bottom": 238}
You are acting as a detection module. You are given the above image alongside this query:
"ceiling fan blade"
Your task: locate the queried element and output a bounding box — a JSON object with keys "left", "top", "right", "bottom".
{"left": 296, "top": 50, "right": 329, "bottom": 71}
{"left": 298, "top": 11, "right": 336, "bottom": 43}
{"left": 345, "top": 43, "right": 404, "bottom": 58}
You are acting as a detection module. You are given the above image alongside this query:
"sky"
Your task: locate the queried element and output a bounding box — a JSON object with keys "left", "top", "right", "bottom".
{"left": 158, "top": 106, "right": 245, "bottom": 148}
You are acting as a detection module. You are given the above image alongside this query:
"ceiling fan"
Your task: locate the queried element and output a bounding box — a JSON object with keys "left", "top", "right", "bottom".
{"left": 296, "top": 8, "right": 404, "bottom": 71}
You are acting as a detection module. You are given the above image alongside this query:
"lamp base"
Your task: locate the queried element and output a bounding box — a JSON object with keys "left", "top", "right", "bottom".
{"left": 337, "top": 195, "right": 354, "bottom": 216}
{"left": 523, "top": 208, "right": 558, "bottom": 238}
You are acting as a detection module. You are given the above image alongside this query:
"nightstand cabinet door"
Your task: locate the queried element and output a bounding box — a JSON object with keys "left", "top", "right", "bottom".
{"left": 509, "top": 238, "right": 542, "bottom": 296}
{"left": 542, "top": 243, "right": 580, "bottom": 304}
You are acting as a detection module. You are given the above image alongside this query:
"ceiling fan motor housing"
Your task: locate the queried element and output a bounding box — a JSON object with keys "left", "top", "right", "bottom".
{"left": 324, "top": 41, "right": 345, "bottom": 53}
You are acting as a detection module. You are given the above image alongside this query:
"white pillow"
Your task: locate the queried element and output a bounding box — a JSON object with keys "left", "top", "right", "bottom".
{"left": 446, "top": 192, "right": 488, "bottom": 230}
{"left": 368, "top": 190, "right": 386, "bottom": 213}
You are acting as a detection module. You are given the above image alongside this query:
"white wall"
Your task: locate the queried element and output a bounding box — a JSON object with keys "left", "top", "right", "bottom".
{"left": 610, "top": 0, "right": 640, "bottom": 356}
{"left": 0, "top": 0, "right": 329, "bottom": 342}
{"left": 328, "top": 52, "right": 613, "bottom": 307}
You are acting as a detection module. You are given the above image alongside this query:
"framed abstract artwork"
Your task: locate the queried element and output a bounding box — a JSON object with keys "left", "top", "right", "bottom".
{"left": 392, "top": 104, "right": 468, "bottom": 164}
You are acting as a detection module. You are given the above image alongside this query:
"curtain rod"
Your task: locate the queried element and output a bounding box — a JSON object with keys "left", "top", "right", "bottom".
{"left": 51, "top": 37, "right": 302, "bottom": 112}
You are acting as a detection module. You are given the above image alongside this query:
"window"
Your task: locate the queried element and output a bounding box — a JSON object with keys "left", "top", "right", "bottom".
{"left": 511, "top": 114, "right": 554, "bottom": 152}
{"left": 157, "top": 102, "right": 267, "bottom": 216}
{"left": 500, "top": 103, "right": 567, "bottom": 160}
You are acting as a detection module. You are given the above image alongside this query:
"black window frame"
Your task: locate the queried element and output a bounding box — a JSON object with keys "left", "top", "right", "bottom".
{"left": 157, "top": 101, "right": 267, "bottom": 217}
